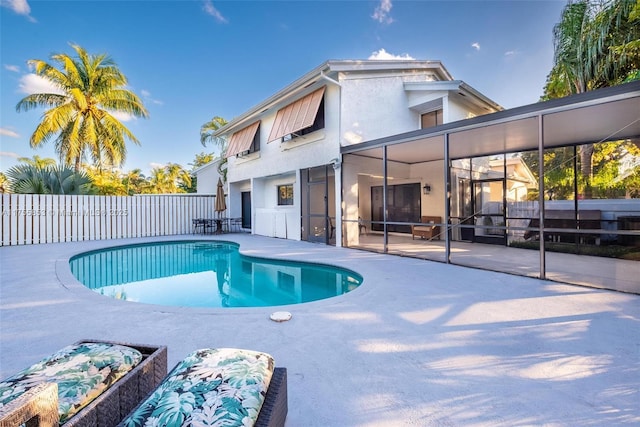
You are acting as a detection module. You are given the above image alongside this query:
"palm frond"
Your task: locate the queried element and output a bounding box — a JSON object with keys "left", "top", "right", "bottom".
{"left": 16, "top": 44, "right": 149, "bottom": 170}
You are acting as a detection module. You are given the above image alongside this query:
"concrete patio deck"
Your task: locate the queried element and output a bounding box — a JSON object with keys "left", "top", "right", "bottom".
{"left": 1, "top": 234, "right": 638, "bottom": 426}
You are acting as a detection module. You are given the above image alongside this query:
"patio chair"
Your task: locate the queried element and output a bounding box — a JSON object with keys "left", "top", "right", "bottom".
{"left": 358, "top": 217, "right": 367, "bottom": 235}
{"left": 328, "top": 217, "right": 336, "bottom": 239}
{"left": 411, "top": 216, "right": 442, "bottom": 240}
{"left": 118, "top": 348, "right": 287, "bottom": 427}
{"left": 0, "top": 340, "right": 167, "bottom": 427}
{"left": 192, "top": 218, "right": 206, "bottom": 234}
{"left": 230, "top": 217, "right": 243, "bottom": 232}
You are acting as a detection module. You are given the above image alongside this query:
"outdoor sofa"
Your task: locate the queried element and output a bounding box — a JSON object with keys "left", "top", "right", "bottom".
{"left": 411, "top": 216, "right": 442, "bottom": 240}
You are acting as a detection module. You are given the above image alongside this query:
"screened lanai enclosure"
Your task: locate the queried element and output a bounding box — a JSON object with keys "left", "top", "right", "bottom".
{"left": 341, "top": 81, "right": 640, "bottom": 294}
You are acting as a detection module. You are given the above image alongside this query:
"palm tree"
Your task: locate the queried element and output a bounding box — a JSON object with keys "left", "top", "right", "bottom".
{"left": 17, "top": 155, "right": 56, "bottom": 170}
{"left": 85, "top": 166, "right": 126, "bottom": 195}
{"left": 148, "top": 167, "right": 171, "bottom": 193}
{"left": 165, "top": 162, "right": 192, "bottom": 192}
{"left": 123, "top": 168, "right": 148, "bottom": 195}
{"left": 0, "top": 172, "right": 9, "bottom": 193}
{"left": 200, "top": 116, "right": 228, "bottom": 149}
{"left": 189, "top": 152, "right": 216, "bottom": 169}
{"left": 200, "top": 116, "right": 228, "bottom": 181}
{"left": 16, "top": 44, "right": 149, "bottom": 171}
{"left": 6, "top": 164, "right": 94, "bottom": 194}
{"left": 544, "top": 0, "right": 640, "bottom": 197}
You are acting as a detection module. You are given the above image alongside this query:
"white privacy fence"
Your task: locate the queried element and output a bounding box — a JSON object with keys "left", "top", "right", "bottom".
{"left": 1, "top": 194, "right": 216, "bottom": 246}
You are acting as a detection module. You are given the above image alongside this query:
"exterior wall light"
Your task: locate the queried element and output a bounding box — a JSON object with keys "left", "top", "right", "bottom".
{"left": 423, "top": 184, "right": 431, "bottom": 195}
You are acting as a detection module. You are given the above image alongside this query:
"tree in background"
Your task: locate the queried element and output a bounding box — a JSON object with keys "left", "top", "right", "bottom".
{"left": 189, "top": 152, "right": 216, "bottom": 169}
{"left": 147, "top": 163, "right": 191, "bottom": 194}
{"left": 84, "top": 166, "right": 127, "bottom": 195}
{"left": 16, "top": 44, "right": 149, "bottom": 171}
{"left": 166, "top": 162, "right": 191, "bottom": 193}
{"left": 544, "top": 0, "right": 639, "bottom": 98}
{"left": 123, "top": 168, "right": 148, "bottom": 195}
{"left": 200, "top": 116, "right": 228, "bottom": 181}
{"left": 6, "top": 164, "right": 94, "bottom": 194}
{"left": 0, "top": 172, "right": 8, "bottom": 193}
{"left": 541, "top": 0, "right": 640, "bottom": 198}
{"left": 17, "top": 155, "right": 56, "bottom": 170}
{"left": 522, "top": 147, "right": 577, "bottom": 200}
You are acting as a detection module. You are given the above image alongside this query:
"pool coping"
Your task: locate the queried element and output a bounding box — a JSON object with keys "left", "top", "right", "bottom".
{"left": 54, "top": 235, "right": 373, "bottom": 315}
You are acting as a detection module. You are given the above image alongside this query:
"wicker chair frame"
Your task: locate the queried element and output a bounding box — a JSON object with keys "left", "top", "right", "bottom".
{"left": 255, "top": 367, "right": 288, "bottom": 427}
{"left": 0, "top": 339, "right": 167, "bottom": 427}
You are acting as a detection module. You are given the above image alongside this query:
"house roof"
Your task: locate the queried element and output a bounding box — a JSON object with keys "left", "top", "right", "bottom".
{"left": 404, "top": 80, "right": 503, "bottom": 113}
{"left": 214, "top": 59, "right": 463, "bottom": 137}
{"left": 191, "top": 158, "right": 222, "bottom": 175}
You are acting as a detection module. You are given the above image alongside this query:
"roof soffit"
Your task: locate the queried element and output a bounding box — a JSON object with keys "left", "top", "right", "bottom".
{"left": 405, "top": 80, "right": 503, "bottom": 112}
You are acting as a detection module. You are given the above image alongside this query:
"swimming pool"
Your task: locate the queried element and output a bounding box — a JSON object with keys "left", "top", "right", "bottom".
{"left": 69, "top": 241, "right": 363, "bottom": 308}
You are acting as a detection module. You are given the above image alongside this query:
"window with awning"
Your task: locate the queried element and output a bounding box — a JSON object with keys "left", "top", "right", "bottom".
{"left": 268, "top": 87, "right": 326, "bottom": 142}
{"left": 225, "top": 121, "right": 260, "bottom": 158}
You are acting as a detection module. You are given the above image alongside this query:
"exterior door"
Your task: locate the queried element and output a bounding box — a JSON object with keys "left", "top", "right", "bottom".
{"left": 301, "top": 165, "right": 335, "bottom": 245}
{"left": 472, "top": 179, "right": 506, "bottom": 245}
{"left": 241, "top": 191, "right": 251, "bottom": 229}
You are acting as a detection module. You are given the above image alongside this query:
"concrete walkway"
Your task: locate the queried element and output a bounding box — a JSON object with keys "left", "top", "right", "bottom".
{"left": 1, "top": 234, "right": 638, "bottom": 426}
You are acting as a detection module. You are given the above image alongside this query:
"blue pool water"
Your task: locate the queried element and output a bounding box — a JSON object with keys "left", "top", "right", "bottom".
{"left": 69, "top": 241, "right": 362, "bottom": 308}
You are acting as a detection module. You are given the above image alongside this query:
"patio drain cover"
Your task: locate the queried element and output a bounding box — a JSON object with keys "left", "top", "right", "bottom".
{"left": 270, "top": 311, "right": 292, "bottom": 322}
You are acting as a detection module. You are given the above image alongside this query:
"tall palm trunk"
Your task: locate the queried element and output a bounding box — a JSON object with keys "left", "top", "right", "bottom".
{"left": 579, "top": 144, "right": 595, "bottom": 198}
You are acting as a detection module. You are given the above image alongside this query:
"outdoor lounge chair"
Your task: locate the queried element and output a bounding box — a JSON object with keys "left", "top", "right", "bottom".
{"left": 117, "top": 348, "right": 287, "bottom": 427}
{"left": 0, "top": 340, "right": 167, "bottom": 427}
{"left": 0, "top": 345, "right": 286, "bottom": 427}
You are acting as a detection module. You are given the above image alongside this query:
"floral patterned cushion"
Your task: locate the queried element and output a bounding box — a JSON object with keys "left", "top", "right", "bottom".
{"left": 0, "top": 342, "right": 142, "bottom": 424}
{"left": 121, "top": 348, "right": 274, "bottom": 427}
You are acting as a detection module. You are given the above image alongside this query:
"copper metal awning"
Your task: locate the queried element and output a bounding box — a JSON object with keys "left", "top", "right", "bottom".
{"left": 268, "top": 86, "right": 326, "bottom": 142}
{"left": 226, "top": 121, "right": 260, "bottom": 158}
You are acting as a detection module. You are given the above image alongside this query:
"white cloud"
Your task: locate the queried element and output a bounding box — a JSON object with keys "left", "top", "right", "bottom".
{"left": 141, "top": 89, "right": 164, "bottom": 106}
{"left": 472, "top": 42, "right": 481, "bottom": 51}
{"left": 1, "top": 0, "right": 36, "bottom": 22}
{"left": 505, "top": 50, "right": 518, "bottom": 56}
{"left": 0, "top": 128, "right": 20, "bottom": 138}
{"left": 149, "top": 162, "right": 164, "bottom": 170}
{"left": 372, "top": 0, "right": 393, "bottom": 24}
{"left": 4, "top": 64, "right": 20, "bottom": 72}
{"left": 109, "top": 111, "right": 135, "bottom": 122}
{"left": 0, "top": 151, "right": 20, "bottom": 159}
{"left": 18, "top": 73, "right": 65, "bottom": 95}
{"left": 202, "top": 0, "right": 227, "bottom": 23}
{"left": 368, "top": 48, "right": 415, "bottom": 61}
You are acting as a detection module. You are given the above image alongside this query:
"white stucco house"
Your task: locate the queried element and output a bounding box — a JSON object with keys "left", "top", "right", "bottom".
{"left": 193, "top": 159, "right": 224, "bottom": 195}
{"left": 213, "top": 60, "right": 502, "bottom": 245}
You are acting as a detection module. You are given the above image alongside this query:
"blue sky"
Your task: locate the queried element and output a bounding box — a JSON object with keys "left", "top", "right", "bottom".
{"left": 1, "top": 0, "right": 566, "bottom": 175}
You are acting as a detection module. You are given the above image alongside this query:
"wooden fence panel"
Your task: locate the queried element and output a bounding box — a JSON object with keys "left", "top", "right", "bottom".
{"left": 0, "top": 194, "right": 216, "bottom": 246}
